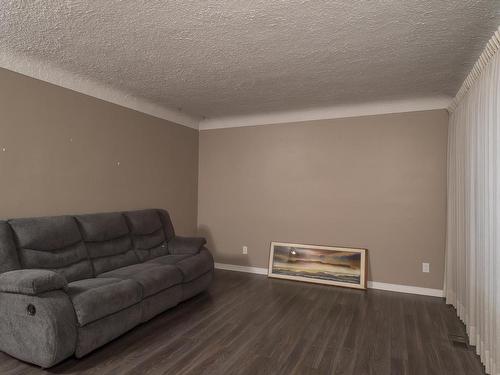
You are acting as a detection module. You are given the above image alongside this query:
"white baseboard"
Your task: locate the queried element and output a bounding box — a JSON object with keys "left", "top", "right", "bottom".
{"left": 215, "top": 262, "right": 268, "bottom": 275}
{"left": 214, "top": 263, "right": 444, "bottom": 298}
{"left": 367, "top": 281, "right": 443, "bottom": 297}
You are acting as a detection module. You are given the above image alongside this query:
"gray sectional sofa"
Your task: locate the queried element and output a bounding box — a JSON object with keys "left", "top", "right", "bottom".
{"left": 0, "top": 209, "right": 214, "bottom": 368}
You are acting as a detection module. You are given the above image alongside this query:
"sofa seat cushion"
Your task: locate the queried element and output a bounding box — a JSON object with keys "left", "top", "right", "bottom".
{"left": 174, "top": 249, "right": 214, "bottom": 282}
{"left": 146, "top": 254, "right": 191, "bottom": 266}
{"left": 66, "top": 277, "right": 142, "bottom": 326}
{"left": 97, "top": 263, "right": 182, "bottom": 297}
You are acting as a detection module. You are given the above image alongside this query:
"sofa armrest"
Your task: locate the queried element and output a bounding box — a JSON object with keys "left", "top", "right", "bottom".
{"left": 0, "top": 269, "right": 67, "bottom": 296}
{"left": 0, "top": 290, "right": 77, "bottom": 368}
{"left": 168, "top": 236, "right": 207, "bottom": 255}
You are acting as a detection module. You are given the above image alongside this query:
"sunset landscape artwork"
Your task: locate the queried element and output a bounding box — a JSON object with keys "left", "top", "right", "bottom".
{"left": 268, "top": 242, "right": 367, "bottom": 289}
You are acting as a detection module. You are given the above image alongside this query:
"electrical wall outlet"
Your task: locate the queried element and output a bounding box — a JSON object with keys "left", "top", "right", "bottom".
{"left": 422, "top": 262, "right": 430, "bottom": 273}
{"left": 242, "top": 246, "right": 248, "bottom": 254}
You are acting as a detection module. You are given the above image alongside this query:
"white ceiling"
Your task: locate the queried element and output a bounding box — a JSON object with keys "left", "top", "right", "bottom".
{"left": 0, "top": 1, "right": 499, "bottom": 128}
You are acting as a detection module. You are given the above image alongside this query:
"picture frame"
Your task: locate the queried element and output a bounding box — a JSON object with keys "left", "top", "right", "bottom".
{"left": 267, "top": 242, "right": 367, "bottom": 289}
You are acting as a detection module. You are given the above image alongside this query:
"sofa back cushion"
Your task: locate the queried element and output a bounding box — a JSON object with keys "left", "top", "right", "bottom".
{"left": 0, "top": 221, "right": 20, "bottom": 273}
{"left": 75, "top": 212, "right": 138, "bottom": 275}
{"left": 124, "top": 209, "right": 171, "bottom": 262}
{"left": 8, "top": 216, "right": 93, "bottom": 282}
{"left": 157, "top": 209, "right": 175, "bottom": 242}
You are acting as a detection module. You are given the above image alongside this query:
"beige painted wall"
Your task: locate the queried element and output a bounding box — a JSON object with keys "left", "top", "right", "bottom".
{"left": 1, "top": 66, "right": 448, "bottom": 288}
{"left": 0, "top": 68, "right": 199, "bottom": 235}
{"left": 198, "top": 110, "right": 448, "bottom": 289}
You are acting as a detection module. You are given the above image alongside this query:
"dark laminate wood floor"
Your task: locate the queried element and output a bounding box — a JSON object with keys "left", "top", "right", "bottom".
{"left": 0, "top": 270, "right": 485, "bottom": 375}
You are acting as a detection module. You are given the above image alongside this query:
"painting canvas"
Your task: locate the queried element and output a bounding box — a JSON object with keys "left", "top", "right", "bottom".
{"left": 268, "top": 242, "right": 367, "bottom": 289}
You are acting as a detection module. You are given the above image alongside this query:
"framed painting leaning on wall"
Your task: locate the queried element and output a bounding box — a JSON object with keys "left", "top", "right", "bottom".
{"left": 268, "top": 242, "right": 367, "bottom": 289}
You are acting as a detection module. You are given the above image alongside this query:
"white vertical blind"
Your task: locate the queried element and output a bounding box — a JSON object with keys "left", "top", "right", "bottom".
{"left": 445, "top": 27, "right": 500, "bottom": 375}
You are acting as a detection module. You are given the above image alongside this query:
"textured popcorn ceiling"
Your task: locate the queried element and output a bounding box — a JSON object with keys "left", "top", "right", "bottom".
{"left": 0, "top": 0, "right": 499, "bottom": 123}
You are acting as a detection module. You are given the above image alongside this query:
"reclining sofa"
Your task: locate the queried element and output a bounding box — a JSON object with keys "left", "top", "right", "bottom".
{"left": 0, "top": 209, "right": 214, "bottom": 368}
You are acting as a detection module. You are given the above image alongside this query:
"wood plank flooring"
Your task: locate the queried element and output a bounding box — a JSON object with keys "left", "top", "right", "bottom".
{"left": 0, "top": 270, "right": 486, "bottom": 375}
